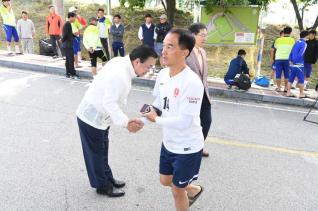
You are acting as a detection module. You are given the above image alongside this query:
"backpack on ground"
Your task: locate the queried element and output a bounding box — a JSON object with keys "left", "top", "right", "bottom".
{"left": 234, "top": 73, "right": 251, "bottom": 90}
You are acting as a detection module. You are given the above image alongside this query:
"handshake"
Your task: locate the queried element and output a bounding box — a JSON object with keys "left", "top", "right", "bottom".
{"left": 126, "top": 118, "right": 144, "bottom": 133}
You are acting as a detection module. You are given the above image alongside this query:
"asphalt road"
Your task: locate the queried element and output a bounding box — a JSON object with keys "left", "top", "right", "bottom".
{"left": 0, "top": 68, "right": 318, "bottom": 211}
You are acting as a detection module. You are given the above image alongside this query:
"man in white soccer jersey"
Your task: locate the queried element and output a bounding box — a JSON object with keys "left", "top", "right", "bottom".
{"left": 144, "top": 29, "right": 204, "bottom": 211}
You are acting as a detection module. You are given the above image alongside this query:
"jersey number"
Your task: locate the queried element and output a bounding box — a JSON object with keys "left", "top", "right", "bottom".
{"left": 163, "top": 97, "right": 170, "bottom": 111}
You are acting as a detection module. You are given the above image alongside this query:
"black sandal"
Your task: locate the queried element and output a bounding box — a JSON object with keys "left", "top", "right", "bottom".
{"left": 188, "top": 185, "right": 204, "bottom": 207}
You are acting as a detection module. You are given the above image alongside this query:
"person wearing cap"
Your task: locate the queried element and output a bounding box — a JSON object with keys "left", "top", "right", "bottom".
{"left": 155, "top": 14, "right": 171, "bottom": 66}
{"left": 61, "top": 12, "right": 80, "bottom": 79}
{"left": 97, "top": 8, "right": 112, "bottom": 61}
{"left": 46, "top": 5, "right": 64, "bottom": 59}
{"left": 0, "top": 0, "right": 22, "bottom": 55}
{"left": 83, "top": 17, "right": 107, "bottom": 75}
{"left": 110, "top": 14, "right": 125, "bottom": 57}
{"left": 138, "top": 13, "right": 157, "bottom": 49}
{"left": 17, "top": 11, "right": 35, "bottom": 54}
{"left": 69, "top": 6, "right": 87, "bottom": 67}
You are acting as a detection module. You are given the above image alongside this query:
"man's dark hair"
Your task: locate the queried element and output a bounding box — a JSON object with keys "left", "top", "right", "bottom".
{"left": 22, "top": 11, "right": 28, "bottom": 15}
{"left": 98, "top": 8, "right": 104, "bottom": 13}
{"left": 89, "top": 17, "right": 97, "bottom": 22}
{"left": 68, "top": 12, "right": 76, "bottom": 18}
{"left": 279, "top": 30, "right": 284, "bottom": 36}
{"left": 188, "top": 23, "right": 207, "bottom": 35}
{"left": 48, "top": 5, "right": 54, "bottom": 9}
{"left": 283, "top": 26, "right": 292, "bottom": 35}
{"left": 309, "top": 29, "right": 317, "bottom": 35}
{"left": 129, "top": 45, "right": 158, "bottom": 63}
{"left": 168, "top": 28, "right": 196, "bottom": 57}
{"left": 113, "top": 14, "right": 121, "bottom": 19}
{"left": 145, "top": 14, "right": 152, "bottom": 18}
{"left": 300, "top": 30, "right": 309, "bottom": 38}
{"left": 238, "top": 49, "right": 246, "bottom": 56}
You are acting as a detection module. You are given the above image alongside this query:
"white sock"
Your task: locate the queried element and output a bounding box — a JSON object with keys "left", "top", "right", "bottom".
{"left": 7, "top": 46, "right": 11, "bottom": 52}
{"left": 292, "top": 80, "right": 297, "bottom": 88}
{"left": 15, "top": 45, "right": 20, "bottom": 53}
{"left": 304, "top": 81, "right": 308, "bottom": 89}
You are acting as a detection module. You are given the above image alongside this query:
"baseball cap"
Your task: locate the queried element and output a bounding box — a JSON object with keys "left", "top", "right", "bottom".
{"left": 69, "top": 6, "right": 77, "bottom": 12}
{"left": 160, "top": 14, "right": 167, "bottom": 19}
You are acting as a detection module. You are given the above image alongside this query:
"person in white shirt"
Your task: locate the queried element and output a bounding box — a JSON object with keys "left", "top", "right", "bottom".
{"left": 76, "top": 45, "right": 157, "bottom": 197}
{"left": 138, "top": 13, "right": 157, "bottom": 49}
{"left": 144, "top": 29, "right": 204, "bottom": 210}
{"left": 16, "top": 10, "right": 35, "bottom": 54}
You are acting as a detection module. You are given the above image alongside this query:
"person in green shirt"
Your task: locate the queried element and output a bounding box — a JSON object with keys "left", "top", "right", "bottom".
{"left": 83, "top": 17, "right": 107, "bottom": 75}
{"left": 0, "top": 0, "right": 21, "bottom": 54}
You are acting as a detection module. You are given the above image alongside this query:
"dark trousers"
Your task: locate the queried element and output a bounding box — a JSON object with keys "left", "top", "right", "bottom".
{"left": 89, "top": 50, "right": 107, "bottom": 67}
{"left": 50, "top": 35, "right": 64, "bottom": 57}
{"left": 77, "top": 117, "right": 114, "bottom": 188}
{"left": 112, "top": 41, "right": 124, "bottom": 57}
{"left": 100, "top": 38, "right": 110, "bottom": 61}
{"left": 200, "top": 92, "right": 212, "bottom": 140}
{"left": 64, "top": 48, "right": 76, "bottom": 76}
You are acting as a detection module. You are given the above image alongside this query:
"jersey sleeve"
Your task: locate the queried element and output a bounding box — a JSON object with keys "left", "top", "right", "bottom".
{"left": 179, "top": 80, "right": 204, "bottom": 116}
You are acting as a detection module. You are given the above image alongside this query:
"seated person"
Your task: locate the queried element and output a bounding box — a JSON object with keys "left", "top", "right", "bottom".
{"left": 224, "top": 49, "right": 250, "bottom": 88}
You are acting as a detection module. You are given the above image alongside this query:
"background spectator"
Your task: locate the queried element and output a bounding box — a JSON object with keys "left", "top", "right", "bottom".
{"left": 138, "top": 13, "right": 156, "bottom": 49}
{"left": 155, "top": 14, "right": 171, "bottom": 67}
{"left": 46, "top": 5, "right": 64, "bottom": 59}
{"left": 97, "top": 8, "right": 112, "bottom": 61}
{"left": 110, "top": 14, "right": 125, "bottom": 57}
{"left": 17, "top": 10, "right": 35, "bottom": 54}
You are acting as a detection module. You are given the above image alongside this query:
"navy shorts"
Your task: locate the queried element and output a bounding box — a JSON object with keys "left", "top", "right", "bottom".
{"left": 289, "top": 65, "right": 304, "bottom": 84}
{"left": 275, "top": 60, "right": 289, "bottom": 79}
{"left": 73, "top": 36, "right": 81, "bottom": 54}
{"left": 159, "top": 144, "right": 203, "bottom": 188}
{"left": 304, "top": 63, "right": 312, "bottom": 78}
{"left": 3, "top": 24, "right": 19, "bottom": 42}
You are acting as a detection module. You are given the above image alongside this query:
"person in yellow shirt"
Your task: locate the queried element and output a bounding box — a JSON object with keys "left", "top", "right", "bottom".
{"left": 83, "top": 17, "right": 107, "bottom": 75}
{"left": 0, "top": 0, "right": 21, "bottom": 54}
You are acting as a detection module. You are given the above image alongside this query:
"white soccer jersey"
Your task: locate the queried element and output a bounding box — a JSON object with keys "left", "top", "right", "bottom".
{"left": 153, "top": 66, "right": 204, "bottom": 154}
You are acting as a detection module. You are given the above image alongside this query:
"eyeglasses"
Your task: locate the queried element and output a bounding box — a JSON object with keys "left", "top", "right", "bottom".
{"left": 198, "top": 33, "right": 208, "bottom": 38}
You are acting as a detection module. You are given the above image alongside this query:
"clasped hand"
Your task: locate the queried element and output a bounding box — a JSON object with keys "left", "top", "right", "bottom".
{"left": 127, "top": 118, "right": 144, "bottom": 133}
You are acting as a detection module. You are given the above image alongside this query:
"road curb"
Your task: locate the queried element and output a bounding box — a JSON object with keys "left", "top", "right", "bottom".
{"left": 0, "top": 59, "right": 317, "bottom": 109}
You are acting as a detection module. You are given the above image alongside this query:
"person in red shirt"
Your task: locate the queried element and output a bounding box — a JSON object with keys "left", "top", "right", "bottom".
{"left": 46, "top": 5, "right": 64, "bottom": 59}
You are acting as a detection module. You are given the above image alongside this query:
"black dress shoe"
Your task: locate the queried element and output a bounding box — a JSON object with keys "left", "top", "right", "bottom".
{"left": 112, "top": 179, "right": 126, "bottom": 188}
{"left": 96, "top": 186, "right": 125, "bottom": 197}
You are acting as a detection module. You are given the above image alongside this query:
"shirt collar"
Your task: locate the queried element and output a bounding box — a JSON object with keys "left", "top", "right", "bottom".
{"left": 125, "top": 55, "right": 137, "bottom": 78}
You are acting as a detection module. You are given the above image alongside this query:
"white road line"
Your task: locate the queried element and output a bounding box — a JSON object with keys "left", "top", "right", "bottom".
{"left": 131, "top": 88, "right": 317, "bottom": 115}
{"left": 2, "top": 69, "right": 317, "bottom": 115}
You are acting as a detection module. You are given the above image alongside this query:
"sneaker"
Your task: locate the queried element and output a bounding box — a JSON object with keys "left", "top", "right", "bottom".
{"left": 71, "top": 75, "right": 81, "bottom": 80}
{"left": 270, "top": 79, "right": 274, "bottom": 86}
{"left": 53, "top": 55, "right": 59, "bottom": 59}
{"left": 66, "top": 74, "right": 71, "bottom": 78}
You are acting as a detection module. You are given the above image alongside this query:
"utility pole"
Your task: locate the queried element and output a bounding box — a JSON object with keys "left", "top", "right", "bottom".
{"left": 107, "top": 0, "right": 112, "bottom": 16}
{"left": 53, "top": 0, "right": 64, "bottom": 20}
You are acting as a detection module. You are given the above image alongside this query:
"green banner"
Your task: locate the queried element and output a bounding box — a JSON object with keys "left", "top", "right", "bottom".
{"left": 201, "top": 6, "right": 260, "bottom": 45}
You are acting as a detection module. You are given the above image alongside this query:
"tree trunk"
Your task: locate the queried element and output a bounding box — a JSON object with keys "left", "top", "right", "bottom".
{"left": 167, "top": 0, "right": 176, "bottom": 26}
{"left": 312, "top": 15, "right": 318, "bottom": 30}
{"left": 53, "top": 0, "right": 64, "bottom": 20}
{"left": 290, "top": 0, "right": 304, "bottom": 31}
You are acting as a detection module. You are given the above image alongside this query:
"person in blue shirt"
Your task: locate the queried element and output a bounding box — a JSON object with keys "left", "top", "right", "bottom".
{"left": 286, "top": 30, "right": 309, "bottom": 98}
{"left": 224, "top": 49, "right": 250, "bottom": 88}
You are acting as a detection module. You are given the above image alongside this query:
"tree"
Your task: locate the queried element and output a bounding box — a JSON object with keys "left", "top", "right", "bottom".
{"left": 290, "top": 0, "right": 318, "bottom": 30}
{"left": 119, "top": 0, "right": 146, "bottom": 9}
{"left": 161, "top": 0, "right": 177, "bottom": 25}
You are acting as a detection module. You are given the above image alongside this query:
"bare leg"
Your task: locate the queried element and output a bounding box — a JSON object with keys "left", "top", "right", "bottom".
{"left": 284, "top": 79, "right": 288, "bottom": 91}
{"left": 92, "top": 67, "right": 97, "bottom": 76}
{"left": 299, "top": 84, "right": 305, "bottom": 97}
{"left": 276, "top": 79, "right": 281, "bottom": 90}
{"left": 171, "top": 185, "right": 189, "bottom": 211}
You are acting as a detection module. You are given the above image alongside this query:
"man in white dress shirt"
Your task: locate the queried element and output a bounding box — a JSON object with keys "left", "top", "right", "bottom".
{"left": 76, "top": 45, "right": 157, "bottom": 197}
